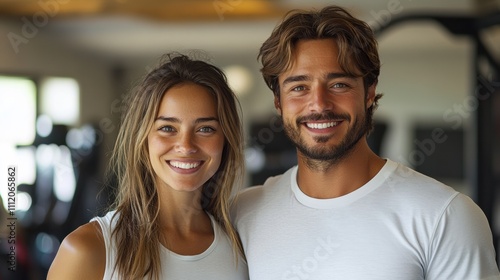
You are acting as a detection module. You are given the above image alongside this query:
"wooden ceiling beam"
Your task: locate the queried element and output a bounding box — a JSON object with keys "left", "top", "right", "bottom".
{"left": 0, "top": 0, "right": 288, "bottom": 21}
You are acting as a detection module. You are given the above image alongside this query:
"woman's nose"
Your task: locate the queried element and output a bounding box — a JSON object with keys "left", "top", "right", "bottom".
{"left": 175, "top": 132, "right": 197, "bottom": 154}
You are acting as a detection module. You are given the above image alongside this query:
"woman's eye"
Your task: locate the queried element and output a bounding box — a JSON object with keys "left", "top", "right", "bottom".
{"left": 159, "top": 126, "right": 175, "bottom": 132}
{"left": 199, "top": 127, "right": 215, "bottom": 133}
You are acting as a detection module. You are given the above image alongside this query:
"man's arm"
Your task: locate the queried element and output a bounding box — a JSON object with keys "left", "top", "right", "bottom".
{"left": 426, "top": 194, "right": 500, "bottom": 279}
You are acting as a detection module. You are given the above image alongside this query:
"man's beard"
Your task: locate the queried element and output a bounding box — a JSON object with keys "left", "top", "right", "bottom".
{"left": 282, "top": 111, "right": 369, "bottom": 171}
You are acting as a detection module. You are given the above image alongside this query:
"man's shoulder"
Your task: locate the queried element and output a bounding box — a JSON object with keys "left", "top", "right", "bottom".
{"left": 233, "top": 166, "right": 296, "bottom": 217}
{"left": 236, "top": 175, "right": 281, "bottom": 206}
{"left": 383, "top": 159, "right": 465, "bottom": 211}
{"left": 239, "top": 166, "right": 295, "bottom": 199}
{"left": 387, "top": 159, "right": 457, "bottom": 194}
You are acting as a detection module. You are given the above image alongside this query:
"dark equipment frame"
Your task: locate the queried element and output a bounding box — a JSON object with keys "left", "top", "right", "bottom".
{"left": 375, "top": 10, "right": 500, "bottom": 260}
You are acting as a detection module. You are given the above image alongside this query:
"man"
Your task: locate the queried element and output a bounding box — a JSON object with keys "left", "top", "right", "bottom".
{"left": 233, "top": 5, "right": 500, "bottom": 280}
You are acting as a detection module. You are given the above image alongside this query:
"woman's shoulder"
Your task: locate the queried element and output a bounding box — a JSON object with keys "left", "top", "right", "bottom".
{"left": 62, "top": 221, "right": 105, "bottom": 254}
{"left": 47, "top": 221, "right": 106, "bottom": 280}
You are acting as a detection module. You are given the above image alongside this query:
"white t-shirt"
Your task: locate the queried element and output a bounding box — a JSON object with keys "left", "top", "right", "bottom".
{"left": 93, "top": 211, "right": 248, "bottom": 280}
{"left": 234, "top": 159, "right": 500, "bottom": 280}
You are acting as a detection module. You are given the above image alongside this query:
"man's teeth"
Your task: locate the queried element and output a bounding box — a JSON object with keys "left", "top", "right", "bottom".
{"left": 306, "top": 122, "right": 338, "bottom": 129}
{"left": 170, "top": 161, "right": 200, "bottom": 169}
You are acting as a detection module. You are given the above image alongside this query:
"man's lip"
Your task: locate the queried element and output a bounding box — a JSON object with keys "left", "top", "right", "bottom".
{"left": 304, "top": 121, "right": 341, "bottom": 129}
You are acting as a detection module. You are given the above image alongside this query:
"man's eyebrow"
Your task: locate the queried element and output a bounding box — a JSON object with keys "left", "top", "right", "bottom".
{"left": 326, "top": 72, "right": 357, "bottom": 80}
{"left": 282, "top": 72, "right": 357, "bottom": 86}
{"left": 282, "top": 75, "right": 310, "bottom": 86}
{"left": 154, "top": 116, "right": 219, "bottom": 123}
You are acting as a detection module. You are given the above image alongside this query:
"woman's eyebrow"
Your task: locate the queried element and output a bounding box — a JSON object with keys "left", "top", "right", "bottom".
{"left": 154, "top": 116, "right": 219, "bottom": 123}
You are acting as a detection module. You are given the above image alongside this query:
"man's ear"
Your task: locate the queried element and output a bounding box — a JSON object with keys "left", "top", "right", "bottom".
{"left": 274, "top": 95, "right": 282, "bottom": 115}
{"left": 366, "top": 83, "right": 377, "bottom": 109}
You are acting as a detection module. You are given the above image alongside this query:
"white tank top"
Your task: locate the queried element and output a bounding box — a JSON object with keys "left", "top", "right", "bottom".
{"left": 92, "top": 211, "right": 248, "bottom": 280}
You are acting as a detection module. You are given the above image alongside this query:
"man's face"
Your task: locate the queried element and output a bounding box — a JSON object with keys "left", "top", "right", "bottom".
{"left": 276, "top": 39, "right": 376, "bottom": 165}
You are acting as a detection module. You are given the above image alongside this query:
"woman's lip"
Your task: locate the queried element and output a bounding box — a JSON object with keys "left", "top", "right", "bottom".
{"left": 169, "top": 160, "right": 202, "bottom": 169}
{"left": 167, "top": 160, "right": 204, "bottom": 174}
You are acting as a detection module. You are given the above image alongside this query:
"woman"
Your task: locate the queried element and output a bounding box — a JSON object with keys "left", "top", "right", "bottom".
{"left": 48, "top": 53, "right": 248, "bottom": 279}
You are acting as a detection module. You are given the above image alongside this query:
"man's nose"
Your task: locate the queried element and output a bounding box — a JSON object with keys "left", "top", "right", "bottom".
{"left": 308, "top": 85, "right": 333, "bottom": 112}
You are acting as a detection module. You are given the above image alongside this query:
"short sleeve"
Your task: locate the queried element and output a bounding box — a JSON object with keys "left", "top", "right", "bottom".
{"left": 426, "top": 193, "right": 500, "bottom": 280}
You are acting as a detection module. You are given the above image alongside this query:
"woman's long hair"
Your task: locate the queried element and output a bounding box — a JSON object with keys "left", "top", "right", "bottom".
{"left": 107, "top": 52, "right": 244, "bottom": 279}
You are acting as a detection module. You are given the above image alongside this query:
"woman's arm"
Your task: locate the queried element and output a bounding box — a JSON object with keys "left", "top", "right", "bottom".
{"left": 47, "top": 221, "right": 106, "bottom": 280}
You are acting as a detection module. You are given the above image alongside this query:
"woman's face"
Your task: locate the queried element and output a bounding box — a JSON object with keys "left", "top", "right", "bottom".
{"left": 147, "top": 83, "right": 225, "bottom": 193}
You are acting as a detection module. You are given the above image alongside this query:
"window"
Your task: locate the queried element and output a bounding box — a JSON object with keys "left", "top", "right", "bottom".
{"left": 0, "top": 75, "right": 80, "bottom": 212}
{"left": 40, "top": 77, "right": 80, "bottom": 126}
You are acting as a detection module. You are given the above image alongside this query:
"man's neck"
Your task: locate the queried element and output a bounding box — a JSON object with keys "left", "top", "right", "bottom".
{"left": 296, "top": 142, "right": 385, "bottom": 199}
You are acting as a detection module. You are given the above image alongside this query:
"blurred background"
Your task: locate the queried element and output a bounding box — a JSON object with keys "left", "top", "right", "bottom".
{"left": 0, "top": 0, "right": 499, "bottom": 278}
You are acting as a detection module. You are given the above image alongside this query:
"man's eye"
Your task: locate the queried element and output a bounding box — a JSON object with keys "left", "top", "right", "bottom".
{"left": 332, "top": 83, "right": 348, "bottom": 88}
{"left": 292, "top": 85, "right": 306, "bottom": 91}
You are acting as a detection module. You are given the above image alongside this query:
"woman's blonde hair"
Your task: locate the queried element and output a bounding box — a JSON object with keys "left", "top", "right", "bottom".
{"left": 108, "top": 52, "right": 244, "bottom": 279}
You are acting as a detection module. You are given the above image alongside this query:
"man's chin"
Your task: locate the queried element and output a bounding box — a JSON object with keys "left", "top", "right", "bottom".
{"left": 298, "top": 145, "right": 336, "bottom": 160}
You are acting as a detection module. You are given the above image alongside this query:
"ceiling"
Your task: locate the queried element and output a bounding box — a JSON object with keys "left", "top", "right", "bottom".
{"left": 0, "top": 0, "right": 498, "bottom": 61}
